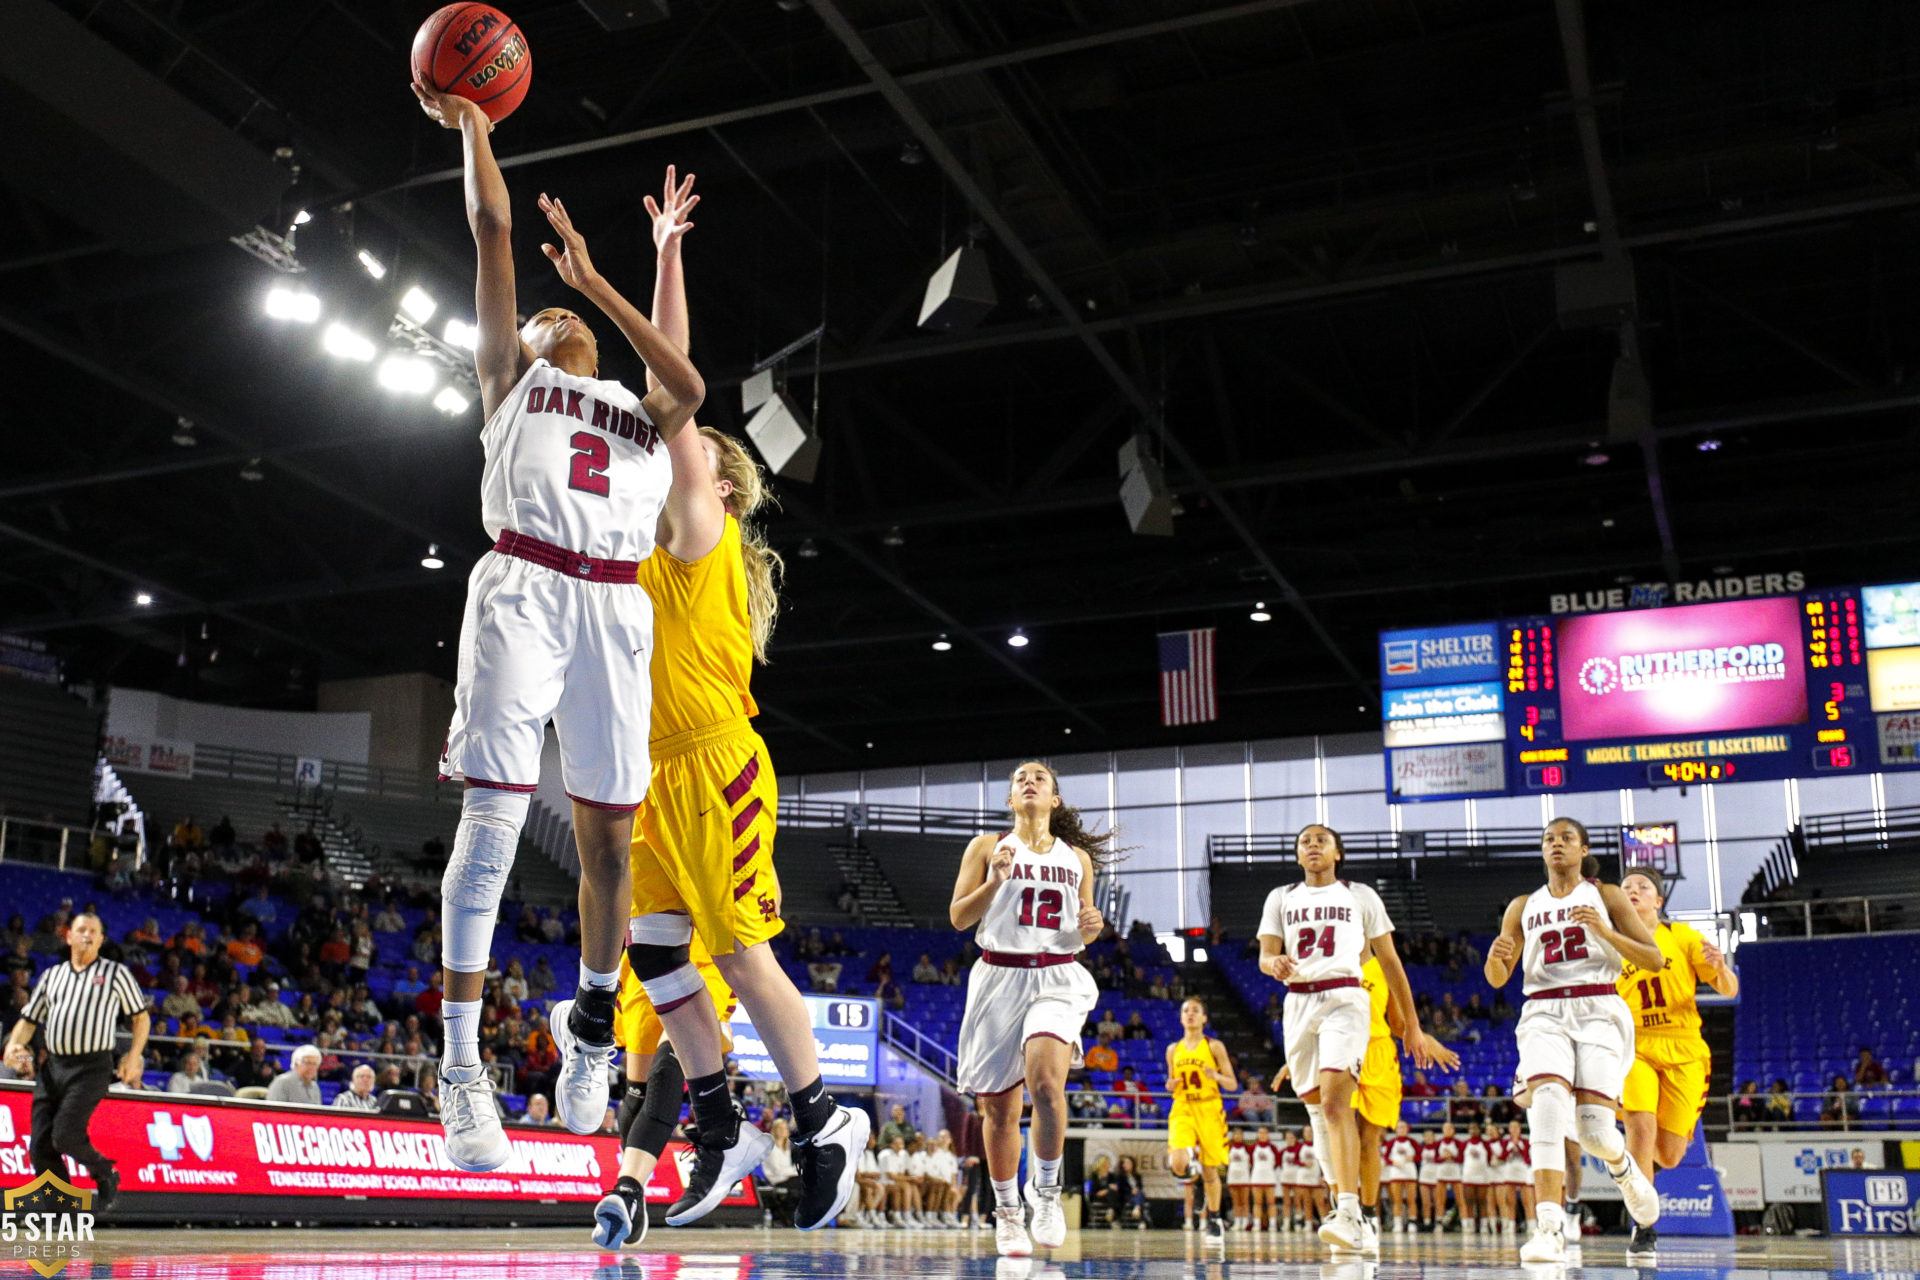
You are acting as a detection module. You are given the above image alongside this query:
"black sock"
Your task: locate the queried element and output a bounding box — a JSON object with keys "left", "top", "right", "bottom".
{"left": 790, "top": 1075, "right": 835, "bottom": 1139}
{"left": 616, "top": 1174, "right": 643, "bottom": 1197}
{"left": 687, "top": 1070, "right": 736, "bottom": 1143}
{"left": 571, "top": 987, "right": 616, "bottom": 1043}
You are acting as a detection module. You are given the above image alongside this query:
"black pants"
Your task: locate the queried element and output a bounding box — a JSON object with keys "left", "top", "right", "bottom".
{"left": 31, "top": 1053, "right": 114, "bottom": 1181}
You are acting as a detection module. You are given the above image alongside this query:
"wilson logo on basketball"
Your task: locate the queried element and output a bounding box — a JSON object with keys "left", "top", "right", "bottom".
{"left": 453, "top": 12, "right": 500, "bottom": 57}
{"left": 466, "top": 34, "right": 528, "bottom": 91}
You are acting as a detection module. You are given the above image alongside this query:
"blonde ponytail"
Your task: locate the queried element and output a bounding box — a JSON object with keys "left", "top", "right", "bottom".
{"left": 700, "top": 427, "right": 784, "bottom": 663}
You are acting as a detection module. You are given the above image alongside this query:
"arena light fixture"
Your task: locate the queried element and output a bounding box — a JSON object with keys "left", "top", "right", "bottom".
{"left": 400, "top": 286, "right": 437, "bottom": 323}
{"left": 171, "top": 417, "right": 197, "bottom": 447}
{"left": 433, "top": 387, "right": 470, "bottom": 415}
{"left": 1007, "top": 628, "right": 1030, "bottom": 648}
{"left": 357, "top": 249, "right": 387, "bottom": 279}
{"left": 322, "top": 324, "right": 376, "bottom": 362}
{"left": 134, "top": 592, "right": 153, "bottom": 607}
{"left": 882, "top": 526, "right": 905, "bottom": 547}
{"left": 443, "top": 318, "right": 478, "bottom": 350}
{"left": 797, "top": 538, "right": 819, "bottom": 560}
{"left": 421, "top": 544, "right": 445, "bottom": 570}
{"left": 1580, "top": 450, "right": 1610, "bottom": 466}
{"left": 292, "top": 209, "right": 312, "bottom": 226}
{"left": 1697, "top": 437, "right": 1723, "bottom": 452}
{"left": 1249, "top": 601, "right": 1273, "bottom": 622}
{"left": 264, "top": 287, "right": 321, "bottom": 323}
{"left": 930, "top": 634, "right": 952, "bottom": 652}
{"left": 240, "top": 458, "right": 265, "bottom": 482}
{"left": 377, "top": 355, "right": 437, "bottom": 394}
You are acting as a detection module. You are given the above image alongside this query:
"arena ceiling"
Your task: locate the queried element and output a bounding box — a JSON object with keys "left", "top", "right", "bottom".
{"left": 4, "top": 0, "right": 1920, "bottom": 773}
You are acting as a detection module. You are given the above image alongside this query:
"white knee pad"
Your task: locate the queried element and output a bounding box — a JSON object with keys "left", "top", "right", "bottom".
{"left": 1576, "top": 1104, "right": 1625, "bottom": 1163}
{"left": 1304, "top": 1103, "right": 1335, "bottom": 1185}
{"left": 1526, "top": 1082, "right": 1573, "bottom": 1173}
{"left": 440, "top": 787, "right": 530, "bottom": 972}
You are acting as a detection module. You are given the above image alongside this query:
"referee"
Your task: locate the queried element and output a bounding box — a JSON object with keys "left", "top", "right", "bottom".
{"left": 3, "top": 912, "right": 150, "bottom": 1208}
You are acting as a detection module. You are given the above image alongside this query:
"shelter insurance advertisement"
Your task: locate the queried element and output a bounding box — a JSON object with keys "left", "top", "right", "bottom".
{"left": 1555, "top": 597, "right": 1809, "bottom": 741}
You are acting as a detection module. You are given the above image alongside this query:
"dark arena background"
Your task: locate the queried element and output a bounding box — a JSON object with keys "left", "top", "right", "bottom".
{"left": 3, "top": 0, "right": 1920, "bottom": 1277}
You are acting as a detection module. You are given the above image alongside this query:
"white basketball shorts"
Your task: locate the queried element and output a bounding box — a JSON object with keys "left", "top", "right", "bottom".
{"left": 1418, "top": 1162, "right": 1439, "bottom": 1186}
{"left": 1462, "top": 1153, "right": 1491, "bottom": 1186}
{"left": 1512, "top": 993, "right": 1636, "bottom": 1105}
{"left": 956, "top": 958, "right": 1098, "bottom": 1097}
{"left": 440, "top": 550, "right": 654, "bottom": 808}
{"left": 1282, "top": 986, "right": 1371, "bottom": 1087}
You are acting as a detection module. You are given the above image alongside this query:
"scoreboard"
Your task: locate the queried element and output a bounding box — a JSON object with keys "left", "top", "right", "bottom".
{"left": 1381, "top": 581, "right": 1920, "bottom": 803}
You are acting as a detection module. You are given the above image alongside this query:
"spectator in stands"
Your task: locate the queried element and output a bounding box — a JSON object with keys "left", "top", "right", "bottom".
{"left": 167, "top": 1048, "right": 211, "bottom": 1094}
{"left": 1085, "top": 1036, "right": 1119, "bottom": 1073}
{"left": 243, "top": 982, "right": 295, "bottom": 1028}
{"left": 1070, "top": 1088, "right": 1106, "bottom": 1126}
{"left": 261, "top": 823, "right": 288, "bottom": 860}
{"left": 538, "top": 909, "right": 565, "bottom": 944}
{"left": 372, "top": 901, "right": 405, "bottom": 933}
{"left": 1823, "top": 1075, "right": 1862, "bottom": 1127}
{"left": 1446, "top": 1079, "right": 1481, "bottom": 1126}
{"left": 161, "top": 976, "right": 199, "bottom": 1021}
{"left": 29, "top": 911, "right": 68, "bottom": 956}
{"left": 230, "top": 1039, "right": 275, "bottom": 1090}
{"left": 877, "top": 976, "right": 905, "bottom": 1013}
{"left": 911, "top": 953, "right": 939, "bottom": 984}
{"left": 1429, "top": 996, "right": 1466, "bottom": 1042}
{"left": 124, "top": 919, "right": 162, "bottom": 950}
{"left": 237, "top": 887, "right": 277, "bottom": 927}
{"left": 212, "top": 1012, "right": 250, "bottom": 1046}
{"left": 824, "top": 931, "right": 849, "bottom": 957}
{"left": 1096, "top": 1008, "right": 1123, "bottom": 1040}
{"left": 1124, "top": 1012, "right": 1152, "bottom": 1041}
{"left": 226, "top": 922, "right": 265, "bottom": 968}
{"left": 938, "top": 957, "right": 962, "bottom": 986}
{"left": 836, "top": 884, "right": 862, "bottom": 923}
{"left": 1124, "top": 966, "right": 1150, "bottom": 999}
{"left": 172, "top": 815, "right": 206, "bottom": 852}
{"left": 1128, "top": 918, "right": 1155, "bottom": 947}
{"left": 1855, "top": 1048, "right": 1890, "bottom": 1088}
{"left": 347, "top": 921, "right": 375, "bottom": 976}
{"left": 1406, "top": 1070, "right": 1437, "bottom": 1099}
{"left": 867, "top": 952, "right": 894, "bottom": 985}
{"left": 793, "top": 928, "right": 822, "bottom": 960}
{"left": 410, "top": 926, "right": 436, "bottom": 967}
{"left": 318, "top": 927, "right": 351, "bottom": 975}
{"left": 289, "top": 993, "right": 320, "bottom": 1029}
{"left": 500, "top": 959, "right": 529, "bottom": 1005}
{"left": 0, "top": 915, "right": 23, "bottom": 950}
{"left": 527, "top": 956, "right": 556, "bottom": 1001}
{"left": 414, "top": 972, "right": 445, "bottom": 1020}
{"left": 294, "top": 825, "right": 322, "bottom": 864}
{"left": 401, "top": 1015, "right": 438, "bottom": 1057}
{"left": 169, "top": 921, "right": 205, "bottom": 958}
{"left": 518, "top": 1094, "right": 555, "bottom": 1126}
{"left": 521, "top": 1015, "right": 557, "bottom": 1097}
{"left": 1765, "top": 1078, "right": 1794, "bottom": 1127}
{"left": 878, "top": 1105, "right": 915, "bottom": 1149}
{"left": 266, "top": 1044, "right": 323, "bottom": 1105}
{"left": 1238, "top": 1075, "right": 1277, "bottom": 1124}
{"left": 210, "top": 816, "right": 235, "bottom": 855}
{"left": 333, "top": 1064, "right": 379, "bottom": 1111}
{"left": 3, "top": 938, "right": 34, "bottom": 980}
{"left": 1732, "top": 1081, "right": 1764, "bottom": 1129}
{"left": 806, "top": 956, "right": 841, "bottom": 994}
{"left": 514, "top": 907, "right": 544, "bottom": 944}
{"left": 761, "top": 1119, "right": 802, "bottom": 1225}
{"left": 1490, "top": 991, "right": 1513, "bottom": 1024}
{"left": 1464, "top": 993, "right": 1491, "bottom": 1025}
{"left": 1206, "top": 915, "right": 1226, "bottom": 949}
{"left": 1483, "top": 1083, "right": 1516, "bottom": 1126}
{"left": 1112, "top": 1067, "right": 1152, "bottom": 1123}
{"left": 1443, "top": 953, "right": 1464, "bottom": 984}
{"left": 1147, "top": 973, "right": 1170, "bottom": 1001}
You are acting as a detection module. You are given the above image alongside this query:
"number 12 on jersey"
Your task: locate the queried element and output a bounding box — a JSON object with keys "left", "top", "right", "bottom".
{"left": 1017, "top": 886, "right": 1064, "bottom": 929}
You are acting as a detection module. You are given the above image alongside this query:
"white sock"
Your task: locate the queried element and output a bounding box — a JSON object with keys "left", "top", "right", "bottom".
{"left": 1035, "top": 1155, "right": 1062, "bottom": 1189}
{"left": 993, "top": 1178, "right": 1020, "bottom": 1209}
{"left": 441, "top": 998, "right": 483, "bottom": 1072}
{"left": 579, "top": 962, "right": 619, "bottom": 992}
{"left": 1337, "top": 1191, "right": 1360, "bottom": 1218}
{"left": 1537, "top": 1200, "right": 1566, "bottom": 1231}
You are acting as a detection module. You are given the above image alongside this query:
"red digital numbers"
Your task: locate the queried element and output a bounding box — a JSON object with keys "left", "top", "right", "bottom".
{"left": 1542, "top": 765, "right": 1564, "bottom": 787}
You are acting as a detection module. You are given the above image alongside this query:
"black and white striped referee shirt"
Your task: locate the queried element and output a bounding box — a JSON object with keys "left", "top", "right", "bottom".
{"left": 22, "top": 958, "right": 147, "bottom": 1056}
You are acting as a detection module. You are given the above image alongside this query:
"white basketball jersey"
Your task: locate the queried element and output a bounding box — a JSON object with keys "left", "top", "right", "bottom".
{"left": 1257, "top": 880, "right": 1392, "bottom": 983}
{"left": 1386, "top": 1136, "right": 1418, "bottom": 1172}
{"left": 1519, "top": 879, "right": 1623, "bottom": 995}
{"left": 973, "top": 833, "right": 1086, "bottom": 955}
{"left": 479, "top": 359, "right": 671, "bottom": 561}
{"left": 1251, "top": 1142, "right": 1279, "bottom": 1180}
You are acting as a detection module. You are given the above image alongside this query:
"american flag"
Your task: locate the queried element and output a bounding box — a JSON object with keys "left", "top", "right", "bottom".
{"left": 1158, "top": 627, "right": 1218, "bottom": 726}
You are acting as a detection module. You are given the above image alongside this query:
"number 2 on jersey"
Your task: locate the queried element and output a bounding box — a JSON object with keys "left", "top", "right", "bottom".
{"left": 1295, "top": 925, "right": 1336, "bottom": 958}
{"left": 1017, "top": 886, "right": 1063, "bottom": 930}
{"left": 568, "top": 431, "right": 610, "bottom": 497}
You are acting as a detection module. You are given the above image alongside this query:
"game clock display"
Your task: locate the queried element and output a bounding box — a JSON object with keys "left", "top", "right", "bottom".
{"left": 1381, "top": 582, "right": 1917, "bottom": 802}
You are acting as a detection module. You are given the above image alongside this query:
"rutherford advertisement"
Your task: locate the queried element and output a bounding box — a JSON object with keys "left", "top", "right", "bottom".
{"left": 1555, "top": 597, "right": 1808, "bottom": 741}
{"left": 1379, "top": 624, "right": 1502, "bottom": 689}
{"left": 0, "top": 1086, "right": 757, "bottom": 1212}
{"left": 1824, "top": 1169, "right": 1920, "bottom": 1235}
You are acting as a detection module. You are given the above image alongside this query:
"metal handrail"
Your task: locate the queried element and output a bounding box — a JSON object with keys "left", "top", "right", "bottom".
{"left": 0, "top": 815, "right": 100, "bottom": 873}
{"left": 1738, "top": 892, "right": 1920, "bottom": 937}
{"left": 883, "top": 1011, "right": 959, "bottom": 1084}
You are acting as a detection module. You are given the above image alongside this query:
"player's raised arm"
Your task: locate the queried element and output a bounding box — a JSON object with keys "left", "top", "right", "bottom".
{"left": 1577, "top": 884, "right": 1667, "bottom": 973}
{"left": 533, "top": 193, "right": 706, "bottom": 441}
{"left": 1483, "top": 896, "right": 1527, "bottom": 987}
{"left": 412, "top": 76, "right": 533, "bottom": 421}
{"left": 949, "top": 833, "right": 1011, "bottom": 931}
{"left": 643, "top": 167, "right": 727, "bottom": 564}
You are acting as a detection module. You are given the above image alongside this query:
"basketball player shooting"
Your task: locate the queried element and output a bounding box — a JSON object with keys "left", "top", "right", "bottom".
{"left": 410, "top": 76, "right": 705, "bottom": 1171}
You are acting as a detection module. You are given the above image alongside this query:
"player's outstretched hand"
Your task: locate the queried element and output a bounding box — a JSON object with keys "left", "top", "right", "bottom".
{"left": 1409, "top": 1030, "right": 1458, "bottom": 1072}
{"left": 537, "top": 193, "right": 600, "bottom": 291}
{"left": 987, "top": 841, "right": 1016, "bottom": 885}
{"left": 645, "top": 165, "right": 699, "bottom": 258}
{"left": 1271, "top": 1064, "right": 1291, "bottom": 1093}
{"left": 1487, "top": 934, "right": 1519, "bottom": 967}
{"left": 411, "top": 76, "right": 489, "bottom": 131}
{"left": 1259, "top": 953, "right": 1296, "bottom": 982}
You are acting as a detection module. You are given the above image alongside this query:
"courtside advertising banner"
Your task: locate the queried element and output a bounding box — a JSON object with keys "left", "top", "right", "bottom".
{"left": 1755, "top": 1134, "right": 1884, "bottom": 1203}
{"left": 1824, "top": 1169, "right": 1920, "bottom": 1235}
{"left": 0, "top": 1086, "right": 757, "bottom": 1209}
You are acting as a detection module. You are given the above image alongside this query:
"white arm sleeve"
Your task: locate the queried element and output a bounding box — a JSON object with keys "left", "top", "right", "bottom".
{"left": 1356, "top": 883, "right": 1394, "bottom": 939}
{"left": 1257, "top": 886, "right": 1288, "bottom": 939}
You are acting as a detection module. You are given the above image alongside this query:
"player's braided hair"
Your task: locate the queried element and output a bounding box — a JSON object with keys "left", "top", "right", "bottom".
{"left": 1009, "top": 761, "right": 1128, "bottom": 869}
{"left": 700, "top": 427, "right": 783, "bottom": 663}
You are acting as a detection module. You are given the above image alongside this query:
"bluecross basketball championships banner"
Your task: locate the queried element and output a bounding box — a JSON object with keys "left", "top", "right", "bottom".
{"left": 0, "top": 1085, "right": 756, "bottom": 1209}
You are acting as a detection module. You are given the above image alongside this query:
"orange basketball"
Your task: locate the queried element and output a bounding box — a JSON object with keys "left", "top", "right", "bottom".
{"left": 411, "top": 4, "right": 531, "bottom": 124}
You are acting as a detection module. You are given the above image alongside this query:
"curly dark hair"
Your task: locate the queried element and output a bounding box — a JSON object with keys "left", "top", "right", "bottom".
{"left": 1007, "top": 761, "right": 1127, "bottom": 869}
